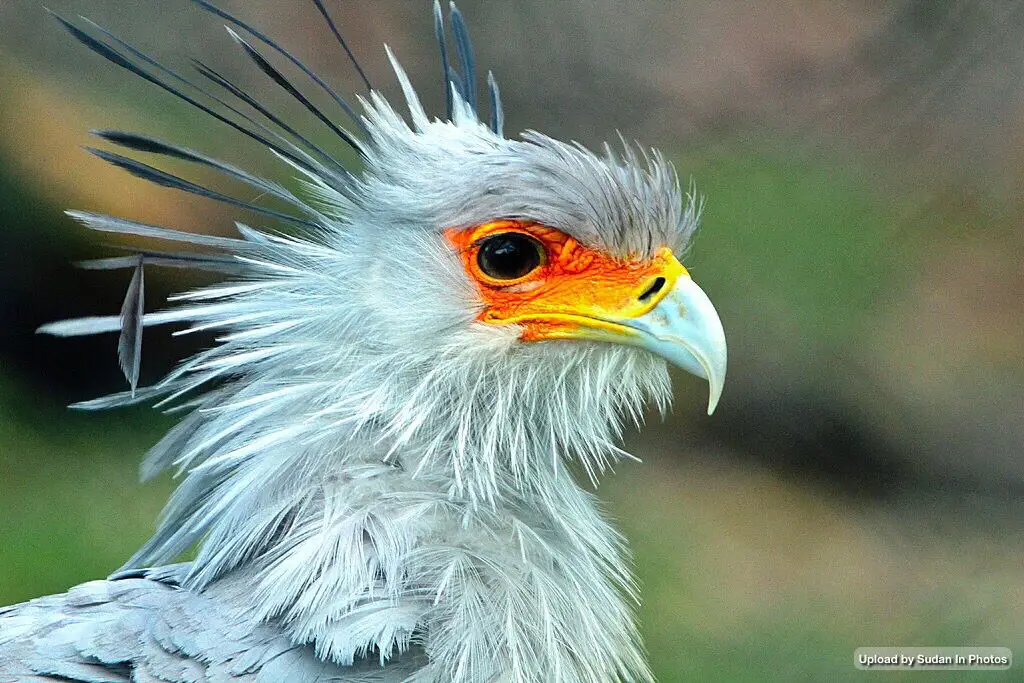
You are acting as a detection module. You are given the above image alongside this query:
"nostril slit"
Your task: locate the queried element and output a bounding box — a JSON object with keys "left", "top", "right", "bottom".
{"left": 638, "top": 277, "right": 666, "bottom": 302}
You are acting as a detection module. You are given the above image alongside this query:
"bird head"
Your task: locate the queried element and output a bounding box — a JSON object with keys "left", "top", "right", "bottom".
{"left": 349, "top": 80, "right": 724, "bottom": 391}
{"left": 279, "top": 73, "right": 728, "bottom": 492}
{"left": 43, "top": 1, "right": 726, "bottom": 501}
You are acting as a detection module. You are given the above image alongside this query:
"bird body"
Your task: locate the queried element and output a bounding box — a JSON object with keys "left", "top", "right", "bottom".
{"left": 0, "top": 2, "right": 726, "bottom": 682}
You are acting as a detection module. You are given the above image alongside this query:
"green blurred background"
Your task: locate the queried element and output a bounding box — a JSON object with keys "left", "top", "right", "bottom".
{"left": 1, "top": 1, "right": 1023, "bottom": 681}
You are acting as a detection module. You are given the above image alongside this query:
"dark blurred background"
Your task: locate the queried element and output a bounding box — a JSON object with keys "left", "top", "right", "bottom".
{"left": 1, "top": 1, "right": 1022, "bottom": 681}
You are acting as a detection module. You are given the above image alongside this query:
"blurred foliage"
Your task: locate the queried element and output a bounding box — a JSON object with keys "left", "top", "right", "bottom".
{"left": 682, "top": 141, "right": 901, "bottom": 343}
{"left": 0, "top": 373, "right": 172, "bottom": 605}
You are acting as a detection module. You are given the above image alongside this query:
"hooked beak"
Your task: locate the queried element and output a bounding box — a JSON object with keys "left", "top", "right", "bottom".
{"left": 507, "top": 249, "right": 728, "bottom": 414}
{"left": 619, "top": 274, "right": 727, "bottom": 414}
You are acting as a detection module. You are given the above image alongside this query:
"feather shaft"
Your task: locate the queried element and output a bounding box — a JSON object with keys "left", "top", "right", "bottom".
{"left": 310, "top": 0, "right": 373, "bottom": 92}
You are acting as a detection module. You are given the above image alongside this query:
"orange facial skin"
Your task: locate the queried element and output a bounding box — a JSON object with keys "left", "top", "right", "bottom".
{"left": 444, "top": 220, "right": 687, "bottom": 341}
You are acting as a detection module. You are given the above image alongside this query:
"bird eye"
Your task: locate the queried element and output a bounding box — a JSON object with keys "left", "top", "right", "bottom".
{"left": 476, "top": 232, "right": 544, "bottom": 280}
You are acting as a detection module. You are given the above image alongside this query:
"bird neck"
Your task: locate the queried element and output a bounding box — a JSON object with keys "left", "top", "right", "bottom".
{"left": 199, "top": 432, "right": 653, "bottom": 682}
{"left": 131, "top": 343, "right": 664, "bottom": 681}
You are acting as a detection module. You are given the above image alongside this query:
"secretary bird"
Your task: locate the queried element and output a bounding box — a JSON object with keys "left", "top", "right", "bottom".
{"left": 0, "top": 1, "right": 727, "bottom": 681}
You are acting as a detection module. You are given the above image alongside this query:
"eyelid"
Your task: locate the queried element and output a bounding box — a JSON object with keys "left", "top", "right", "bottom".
{"left": 498, "top": 279, "right": 545, "bottom": 293}
{"left": 473, "top": 228, "right": 540, "bottom": 247}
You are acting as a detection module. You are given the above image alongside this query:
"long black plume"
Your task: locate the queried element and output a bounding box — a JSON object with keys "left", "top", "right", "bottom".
{"left": 311, "top": 0, "right": 373, "bottom": 92}
{"left": 190, "top": 60, "right": 350, "bottom": 175}
{"left": 50, "top": 12, "right": 344, "bottom": 185}
{"left": 118, "top": 256, "right": 145, "bottom": 395}
{"left": 433, "top": 0, "right": 454, "bottom": 119}
{"left": 449, "top": 3, "right": 477, "bottom": 112}
{"left": 191, "top": 0, "right": 371, "bottom": 140}
{"left": 92, "top": 130, "right": 326, "bottom": 218}
{"left": 224, "top": 27, "right": 363, "bottom": 156}
{"left": 86, "top": 148, "right": 321, "bottom": 229}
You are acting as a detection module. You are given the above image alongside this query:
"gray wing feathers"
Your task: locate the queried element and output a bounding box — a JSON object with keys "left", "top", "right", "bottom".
{"left": 0, "top": 574, "right": 370, "bottom": 683}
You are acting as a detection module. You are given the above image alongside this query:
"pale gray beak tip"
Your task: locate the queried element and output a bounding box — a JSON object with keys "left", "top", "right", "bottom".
{"left": 627, "top": 275, "right": 727, "bottom": 416}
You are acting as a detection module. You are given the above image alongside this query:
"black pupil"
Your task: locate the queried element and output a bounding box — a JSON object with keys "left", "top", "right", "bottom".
{"left": 477, "top": 233, "right": 542, "bottom": 280}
